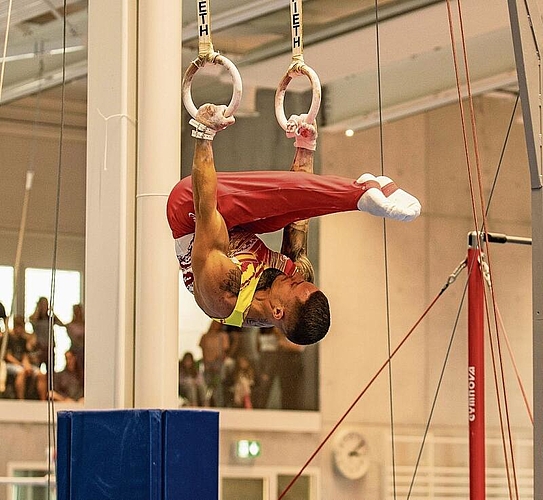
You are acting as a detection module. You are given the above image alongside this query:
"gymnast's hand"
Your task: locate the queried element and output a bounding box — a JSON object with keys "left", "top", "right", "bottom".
{"left": 286, "top": 113, "right": 318, "bottom": 151}
{"left": 196, "top": 103, "right": 235, "bottom": 131}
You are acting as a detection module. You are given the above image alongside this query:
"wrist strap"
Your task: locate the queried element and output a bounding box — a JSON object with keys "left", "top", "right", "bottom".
{"left": 189, "top": 118, "right": 216, "bottom": 140}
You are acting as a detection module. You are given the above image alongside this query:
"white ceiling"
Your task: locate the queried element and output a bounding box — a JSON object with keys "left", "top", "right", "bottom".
{"left": 0, "top": 0, "right": 533, "bottom": 130}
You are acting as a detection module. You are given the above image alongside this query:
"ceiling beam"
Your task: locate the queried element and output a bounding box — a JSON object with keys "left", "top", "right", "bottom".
{"left": 0, "top": 59, "right": 87, "bottom": 104}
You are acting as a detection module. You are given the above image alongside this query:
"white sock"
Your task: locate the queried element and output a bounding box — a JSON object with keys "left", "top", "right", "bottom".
{"left": 355, "top": 173, "right": 394, "bottom": 218}
{"left": 356, "top": 173, "right": 421, "bottom": 221}
{"left": 376, "top": 176, "right": 421, "bottom": 222}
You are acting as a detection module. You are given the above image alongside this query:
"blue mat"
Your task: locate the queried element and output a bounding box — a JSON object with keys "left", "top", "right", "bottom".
{"left": 57, "top": 409, "right": 219, "bottom": 500}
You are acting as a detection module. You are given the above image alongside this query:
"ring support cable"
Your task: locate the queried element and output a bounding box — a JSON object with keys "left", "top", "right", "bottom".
{"left": 182, "top": 0, "right": 242, "bottom": 119}
{"left": 274, "top": 0, "right": 321, "bottom": 130}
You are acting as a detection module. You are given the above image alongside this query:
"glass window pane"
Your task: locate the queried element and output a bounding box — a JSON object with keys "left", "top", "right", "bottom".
{"left": 0, "top": 265, "right": 14, "bottom": 319}
{"left": 24, "top": 268, "right": 80, "bottom": 323}
{"left": 277, "top": 474, "right": 310, "bottom": 500}
{"left": 179, "top": 271, "right": 321, "bottom": 412}
{"left": 11, "top": 467, "right": 54, "bottom": 500}
{"left": 24, "top": 268, "right": 81, "bottom": 372}
{"left": 222, "top": 477, "right": 264, "bottom": 500}
{"left": 179, "top": 272, "right": 212, "bottom": 355}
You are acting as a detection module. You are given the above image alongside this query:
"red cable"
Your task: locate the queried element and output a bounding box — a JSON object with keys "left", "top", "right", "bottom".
{"left": 448, "top": 1, "right": 521, "bottom": 497}
{"left": 484, "top": 288, "right": 516, "bottom": 499}
{"left": 445, "top": 0, "right": 481, "bottom": 234}
{"left": 494, "top": 304, "right": 534, "bottom": 425}
{"left": 455, "top": 0, "right": 521, "bottom": 497}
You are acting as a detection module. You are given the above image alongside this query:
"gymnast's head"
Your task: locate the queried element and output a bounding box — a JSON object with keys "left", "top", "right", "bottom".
{"left": 260, "top": 268, "right": 330, "bottom": 345}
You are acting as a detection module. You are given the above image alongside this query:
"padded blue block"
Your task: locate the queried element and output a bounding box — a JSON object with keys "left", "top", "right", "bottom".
{"left": 57, "top": 409, "right": 219, "bottom": 500}
{"left": 163, "top": 410, "right": 219, "bottom": 499}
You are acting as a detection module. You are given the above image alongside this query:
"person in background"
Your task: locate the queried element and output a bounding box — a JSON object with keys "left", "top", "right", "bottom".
{"left": 254, "top": 327, "right": 280, "bottom": 409}
{"left": 52, "top": 350, "right": 84, "bottom": 403}
{"left": 227, "top": 355, "right": 256, "bottom": 409}
{"left": 199, "top": 321, "right": 230, "bottom": 407}
{"left": 178, "top": 351, "right": 206, "bottom": 407}
{"left": 277, "top": 328, "right": 305, "bottom": 410}
{"left": 66, "top": 303, "right": 85, "bottom": 382}
{"left": 4, "top": 315, "right": 47, "bottom": 400}
{"left": 0, "top": 301, "right": 6, "bottom": 328}
{"left": 29, "top": 296, "right": 64, "bottom": 372}
{"left": 0, "top": 301, "right": 6, "bottom": 394}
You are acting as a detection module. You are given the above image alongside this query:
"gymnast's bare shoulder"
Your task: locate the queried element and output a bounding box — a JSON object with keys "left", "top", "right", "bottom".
{"left": 192, "top": 250, "right": 240, "bottom": 319}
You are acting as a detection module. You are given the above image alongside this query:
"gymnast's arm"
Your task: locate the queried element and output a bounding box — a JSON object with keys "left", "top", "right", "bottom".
{"left": 190, "top": 110, "right": 238, "bottom": 317}
{"left": 281, "top": 145, "right": 315, "bottom": 283}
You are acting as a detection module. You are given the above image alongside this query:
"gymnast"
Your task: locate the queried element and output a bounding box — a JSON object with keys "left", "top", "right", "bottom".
{"left": 167, "top": 103, "right": 421, "bottom": 345}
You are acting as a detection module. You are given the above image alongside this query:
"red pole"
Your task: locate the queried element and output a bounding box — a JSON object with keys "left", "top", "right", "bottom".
{"left": 468, "top": 245, "right": 485, "bottom": 499}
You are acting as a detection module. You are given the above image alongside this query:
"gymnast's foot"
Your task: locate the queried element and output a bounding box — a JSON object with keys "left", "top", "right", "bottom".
{"left": 356, "top": 173, "right": 421, "bottom": 222}
{"left": 376, "top": 175, "right": 421, "bottom": 221}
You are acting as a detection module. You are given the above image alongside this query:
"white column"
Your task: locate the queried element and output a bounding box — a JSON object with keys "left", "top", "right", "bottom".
{"left": 85, "top": 0, "right": 138, "bottom": 408}
{"left": 134, "top": 0, "right": 182, "bottom": 407}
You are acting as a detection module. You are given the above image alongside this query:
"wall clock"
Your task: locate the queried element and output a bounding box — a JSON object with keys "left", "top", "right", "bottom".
{"left": 332, "top": 429, "right": 370, "bottom": 480}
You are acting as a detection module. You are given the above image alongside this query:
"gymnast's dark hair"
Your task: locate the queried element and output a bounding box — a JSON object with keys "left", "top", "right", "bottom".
{"left": 284, "top": 290, "right": 330, "bottom": 345}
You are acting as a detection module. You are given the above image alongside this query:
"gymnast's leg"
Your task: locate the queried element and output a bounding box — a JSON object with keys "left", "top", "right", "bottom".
{"left": 167, "top": 169, "right": 420, "bottom": 237}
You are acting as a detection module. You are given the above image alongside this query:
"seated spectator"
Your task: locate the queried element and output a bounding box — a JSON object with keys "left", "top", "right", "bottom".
{"left": 25, "top": 332, "right": 43, "bottom": 370}
{"left": 52, "top": 350, "right": 84, "bottom": 403}
{"left": 226, "top": 355, "right": 256, "bottom": 409}
{"left": 4, "top": 315, "right": 47, "bottom": 400}
{"left": 178, "top": 352, "right": 206, "bottom": 407}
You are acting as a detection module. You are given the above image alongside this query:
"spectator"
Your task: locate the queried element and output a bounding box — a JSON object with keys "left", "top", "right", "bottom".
{"left": 199, "top": 321, "right": 229, "bottom": 407}
{"left": 29, "top": 297, "right": 64, "bottom": 372}
{"left": 277, "top": 329, "right": 305, "bottom": 410}
{"left": 226, "top": 355, "right": 256, "bottom": 409}
{"left": 25, "top": 331, "right": 43, "bottom": 370}
{"left": 222, "top": 325, "right": 260, "bottom": 395}
{"left": 254, "top": 327, "right": 280, "bottom": 409}
{"left": 4, "top": 315, "right": 47, "bottom": 400}
{"left": 224, "top": 325, "right": 260, "bottom": 374}
{"left": 52, "top": 350, "right": 84, "bottom": 402}
{"left": 66, "top": 303, "right": 85, "bottom": 381}
{"left": 0, "top": 301, "right": 6, "bottom": 394}
{"left": 0, "top": 301, "right": 6, "bottom": 328}
{"left": 178, "top": 352, "right": 206, "bottom": 407}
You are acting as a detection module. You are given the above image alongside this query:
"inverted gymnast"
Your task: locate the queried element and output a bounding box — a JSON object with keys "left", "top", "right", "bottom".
{"left": 167, "top": 103, "right": 421, "bottom": 345}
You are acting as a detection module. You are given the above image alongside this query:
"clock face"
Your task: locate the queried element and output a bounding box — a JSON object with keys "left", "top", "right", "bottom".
{"left": 332, "top": 430, "right": 370, "bottom": 480}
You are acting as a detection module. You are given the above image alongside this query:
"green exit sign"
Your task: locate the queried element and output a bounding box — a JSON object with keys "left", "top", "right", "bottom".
{"left": 235, "top": 440, "right": 261, "bottom": 458}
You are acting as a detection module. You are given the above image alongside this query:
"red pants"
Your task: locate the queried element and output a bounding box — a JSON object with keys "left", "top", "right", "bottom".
{"left": 167, "top": 171, "right": 364, "bottom": 238}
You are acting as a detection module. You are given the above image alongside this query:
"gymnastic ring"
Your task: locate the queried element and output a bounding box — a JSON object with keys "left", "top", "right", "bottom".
{"left": 275, "top": 63, "right": 321, "bottom": 131}
{"left": 182, "top": 52, "right": 243, "bottom": 119}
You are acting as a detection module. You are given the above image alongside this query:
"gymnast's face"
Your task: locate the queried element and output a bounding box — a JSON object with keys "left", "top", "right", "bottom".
{"left": 270, "top": 273, "right": 318, "bottom": 312}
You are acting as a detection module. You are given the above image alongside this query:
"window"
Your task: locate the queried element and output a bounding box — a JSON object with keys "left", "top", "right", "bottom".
{"left": 178, "top": 272, "right": 320, "bottom": 412}
{"left": 24, "top": 268, "right": 81, "bottom": 372}
{"left": 222, "top": 477, "right": 265, "bottom": 500}
{"left": 221, "top": 466, "right": 319, "bottom": 500}
{"left": 178, "top": 274, "right": 212, "bottom": 355}
{"left": 6, "top": 461, "right": 54, "bottom": 500}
